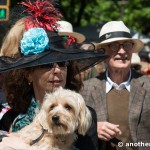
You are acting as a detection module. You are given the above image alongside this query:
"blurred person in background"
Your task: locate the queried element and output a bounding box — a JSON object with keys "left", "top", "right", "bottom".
{"left": 57, "top": 20, "right": 86, "bottom": 47}
{"left": 143, "top": 64, "right": 150, "bottom": 77}
{"left": 131, "top": 53, "right": 141, "bottom": 73}
{"left": 139, "top": 51, "right": 150, "bottom": 63}
{"left": 139, "top": 51, "right": 150, "bottom": 76}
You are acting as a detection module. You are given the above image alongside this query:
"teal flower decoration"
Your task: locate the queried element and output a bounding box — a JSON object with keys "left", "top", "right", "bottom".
{"left": 21, "top": 28, "right": 49, "bottom": 55}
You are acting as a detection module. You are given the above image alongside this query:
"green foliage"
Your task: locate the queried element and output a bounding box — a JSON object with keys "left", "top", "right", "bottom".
{"left": 60, "top": 0, "right": 150, "bottom": 36}
{"left": 10, "top": 0, "right": 150, "bottom": 36}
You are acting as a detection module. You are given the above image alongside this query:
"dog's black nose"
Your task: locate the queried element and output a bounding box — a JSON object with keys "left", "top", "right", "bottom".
{"left": 52, "top": 115, "right": 60, "bottom": 124}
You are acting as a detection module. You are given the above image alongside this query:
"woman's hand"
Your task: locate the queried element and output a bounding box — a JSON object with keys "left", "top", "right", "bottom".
{"left": 97, "top": 121, "right": 122, "bottom": 141}
{"left": 0, "top": 133, "right": 30, "bottom": 150}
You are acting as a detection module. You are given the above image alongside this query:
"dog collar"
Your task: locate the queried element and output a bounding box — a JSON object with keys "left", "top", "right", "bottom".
{"left": 30, "top": 128, "right": 46, "bottom": 146}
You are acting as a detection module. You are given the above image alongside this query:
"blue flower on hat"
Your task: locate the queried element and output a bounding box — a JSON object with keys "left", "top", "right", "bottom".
{"left": 21, "top": 28, "right": 49, "bottom": 55}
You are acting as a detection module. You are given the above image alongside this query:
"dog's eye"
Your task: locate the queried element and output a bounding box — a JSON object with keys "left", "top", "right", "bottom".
{"left": 65, "top": 104, "right": 72, "bottom": 110}
{"left": 50, "top": 104, "right": 55, "bottom": 110}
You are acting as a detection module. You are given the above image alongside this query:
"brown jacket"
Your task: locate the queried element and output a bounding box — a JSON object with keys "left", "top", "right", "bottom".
{"left": 80, "top": 70, "right": 150, "bottom": 149}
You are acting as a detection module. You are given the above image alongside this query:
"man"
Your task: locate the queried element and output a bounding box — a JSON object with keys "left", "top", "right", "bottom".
{"left": 57, "top": 20, "right": 86, "bottom": 45}
{"left": 80, "top": 21, "right": 150, "bottom": 150}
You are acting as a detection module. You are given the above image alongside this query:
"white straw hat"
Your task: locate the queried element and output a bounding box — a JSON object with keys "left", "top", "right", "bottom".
{"left": 57, "top": 21, "right": 85, "bottom": 43}
{"left": 97, "top": 21, "right": 144, "bottom": 52}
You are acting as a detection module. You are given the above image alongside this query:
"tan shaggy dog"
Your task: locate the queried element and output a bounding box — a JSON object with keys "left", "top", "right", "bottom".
{"left": 12, "top": 87, "right": 92, "bottom": 150}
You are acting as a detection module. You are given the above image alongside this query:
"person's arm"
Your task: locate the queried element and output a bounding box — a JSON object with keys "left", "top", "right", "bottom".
{"left": 0, "top": 133, "right": 30, "bottom": 150}
{"left": 75, "top": 106, "right": 99, "bottom": 150}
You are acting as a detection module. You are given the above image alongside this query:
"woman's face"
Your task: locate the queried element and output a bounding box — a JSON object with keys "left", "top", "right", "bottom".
{"left": 28, "top": 63, "right": 67, "bottom": 95}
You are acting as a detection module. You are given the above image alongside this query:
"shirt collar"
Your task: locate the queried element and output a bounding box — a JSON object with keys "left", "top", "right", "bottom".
{"left": 106, "top": 69, "right": 131, "bottom": 93}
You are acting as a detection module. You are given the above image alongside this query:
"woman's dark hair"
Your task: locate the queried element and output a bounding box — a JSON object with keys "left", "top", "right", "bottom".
{"left": 2, "top": 69, "right": 34, "bottom": 114}
{"left": 66, "top": 61, "right": 83, "bottom": 92}
{"left": 2, "top": 62, "right": 83, "bottom": 114}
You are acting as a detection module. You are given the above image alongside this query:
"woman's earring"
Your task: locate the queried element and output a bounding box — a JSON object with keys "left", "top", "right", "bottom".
{"left": 28, "top": 81, "right": 32, "bottom": 85}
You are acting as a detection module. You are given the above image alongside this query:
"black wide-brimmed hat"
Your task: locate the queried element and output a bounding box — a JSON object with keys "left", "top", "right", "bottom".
{"left": 0, "top": 28, "right": 106, "bottom": 73}
{"left": 0, "top": 0, "right": 107, "bottom": 72}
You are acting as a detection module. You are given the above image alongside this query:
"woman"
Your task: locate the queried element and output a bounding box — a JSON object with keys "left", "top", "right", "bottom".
{"left": 0, "top": 0, "right": 106, "bottom": 149}
{"left": 0, "top": 30, "right": 103, "bottom": 150}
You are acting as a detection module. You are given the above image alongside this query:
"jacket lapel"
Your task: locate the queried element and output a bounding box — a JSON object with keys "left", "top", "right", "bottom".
{"left": 92, "top": 73, "right": 108, "bottom": 121}
{"left": 128, "top": 74, "right": 146, "bottom": 142}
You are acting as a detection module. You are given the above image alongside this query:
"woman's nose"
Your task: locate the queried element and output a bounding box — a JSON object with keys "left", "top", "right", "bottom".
{"left": 53, "top": 64, "right": 61, "bottom": 73}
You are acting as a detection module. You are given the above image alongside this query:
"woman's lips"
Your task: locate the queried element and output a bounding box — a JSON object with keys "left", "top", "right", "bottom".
{"left": 49, "top": 80, "right": 62, "bottom": 86}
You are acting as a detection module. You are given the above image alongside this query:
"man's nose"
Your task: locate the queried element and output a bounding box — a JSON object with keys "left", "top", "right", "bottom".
{"left": 118, "top": 45, "right": 126, "bottom": 53}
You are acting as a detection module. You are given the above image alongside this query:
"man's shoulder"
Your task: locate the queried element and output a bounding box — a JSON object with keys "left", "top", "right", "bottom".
{"left": 83, "top": 72, "right": 106, "bottom": 86}
{"left": 131, "top": 71, "right": 150, "bottom": 88}
{"left": 132, "top": 70, "right": 150, "bottom": 82}
{"left": 81, "top": 75, "right": 105, "bottom": 95}
{"left": 83, "top": 78, "right": 101, "bottom": 90}
{"left": 138, "top": 74, "right": 150, "bottom": 87}
{"left": 83, "top": 77, "right": 99, "bottom": 85}
{"left": 139, "top": 74, "right": 150, "bottom": 81}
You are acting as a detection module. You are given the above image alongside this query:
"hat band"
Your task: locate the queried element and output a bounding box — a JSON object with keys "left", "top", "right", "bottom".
{"left": 99, "top": 31, "right": 132, "bottom": 43}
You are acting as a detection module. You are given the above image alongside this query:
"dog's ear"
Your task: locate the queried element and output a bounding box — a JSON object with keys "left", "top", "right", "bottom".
{"left": 37, "top": 93, "right": 53, "bottom": 133}
{"left": 37, "top": 109, "right": 49, "bottom": 130}
{"left": 77, "top": 95, "right": 92, "bottom": 135}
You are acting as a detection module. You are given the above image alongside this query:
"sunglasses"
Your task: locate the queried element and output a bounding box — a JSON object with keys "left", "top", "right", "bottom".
{"left": 40, "top": 61, "right": 70, "bottom": 69}
{"left": 108, "top": 42, "right": 134, "bottom": 52}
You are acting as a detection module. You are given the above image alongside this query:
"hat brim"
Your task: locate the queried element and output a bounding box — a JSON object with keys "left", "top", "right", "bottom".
{"left": 58, "top": 32, "right": 85, "bottom": 43}
{"left": 0, "top": 48, "right": 107, "bottom": 73}
{"left": 97, "top": 38, "right": 144, "bottom": 52}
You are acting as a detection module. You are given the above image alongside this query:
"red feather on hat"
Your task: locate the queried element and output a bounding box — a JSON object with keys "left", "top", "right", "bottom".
{"left": 19, "top": 0, "right": 62, "bottom": 31}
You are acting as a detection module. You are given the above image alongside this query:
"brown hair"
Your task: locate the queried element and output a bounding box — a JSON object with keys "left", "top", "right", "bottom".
{"left": 3, "top": 69, "right": 33, "bottom": 113}
{"left": 66, "top": 61, "right": 83, "bottom": 92}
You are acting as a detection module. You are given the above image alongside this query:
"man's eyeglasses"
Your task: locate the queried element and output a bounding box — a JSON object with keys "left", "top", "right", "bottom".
{"left": 40, "top": 61, "right": 70, "bottom": 69}
{"left": 108, "top": 42, "right": 134, "bottom": 52}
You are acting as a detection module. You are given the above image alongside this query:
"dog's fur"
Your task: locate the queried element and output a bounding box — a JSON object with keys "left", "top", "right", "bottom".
{"left": 14, "top": 87, "right": 92, "bottom": 150}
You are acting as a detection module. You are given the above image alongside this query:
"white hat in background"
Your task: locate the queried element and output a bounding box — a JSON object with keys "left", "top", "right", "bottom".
{"left": 131, "top": 53, "right": 141, "bottom": 65}
{"left": 57, "top": 21, "right": 85, "bottom": 43}
{"left": 97, "top": 21, "right": 144, "bottom": 52}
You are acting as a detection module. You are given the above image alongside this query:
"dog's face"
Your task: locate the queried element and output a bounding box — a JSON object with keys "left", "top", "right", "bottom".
{"left": 37, "top": 87, "right": 92, "bottom": 136}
